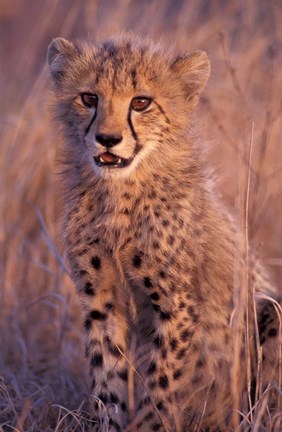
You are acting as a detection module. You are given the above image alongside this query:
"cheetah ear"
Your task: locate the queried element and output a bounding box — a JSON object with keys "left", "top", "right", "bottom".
{"left": 47, "top": 37, "right": 79, "bottom": 85}
{"left": 171, "top": 50, "right": 210, "bottom": 107}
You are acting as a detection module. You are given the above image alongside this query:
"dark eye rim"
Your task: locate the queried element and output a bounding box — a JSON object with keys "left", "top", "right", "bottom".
{"left": 81, "top": 92, "right": 98, "bottom": 108}
{"left": 131, "top": 96, "right": 152, "bottom": 112}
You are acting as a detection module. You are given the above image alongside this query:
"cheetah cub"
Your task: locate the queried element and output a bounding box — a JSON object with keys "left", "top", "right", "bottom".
{"left": 47, "top": 35, "right": 281, "bottom": 431}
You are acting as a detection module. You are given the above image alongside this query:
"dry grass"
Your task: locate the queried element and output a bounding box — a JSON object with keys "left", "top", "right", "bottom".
{"left": 0, "top": 0, "right": 281, "bottom": 430}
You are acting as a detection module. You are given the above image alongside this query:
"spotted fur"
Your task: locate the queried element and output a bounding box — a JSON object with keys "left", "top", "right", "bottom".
{"left": 47, "top": 35, "right": 281, "bottom": 431}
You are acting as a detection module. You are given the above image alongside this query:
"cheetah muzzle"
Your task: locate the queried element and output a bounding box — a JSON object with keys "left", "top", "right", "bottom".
{"left": 94, "top": 151, "right": 133, "bottom": 168}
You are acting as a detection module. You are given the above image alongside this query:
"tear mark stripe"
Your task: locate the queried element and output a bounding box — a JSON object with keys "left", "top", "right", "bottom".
{"left": 127, "top": 108, "right": 138, "bottom": 141}
{"left": 85, "top": 110, "right": 97, "bottom": 136}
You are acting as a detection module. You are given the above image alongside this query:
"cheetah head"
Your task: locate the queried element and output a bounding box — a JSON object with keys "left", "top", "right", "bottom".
{"left": 47, "top": 35, "right": 210, "bottom": 179}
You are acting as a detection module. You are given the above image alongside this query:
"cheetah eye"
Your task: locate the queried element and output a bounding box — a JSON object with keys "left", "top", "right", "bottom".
{"left": 131, "top": 97, "right": 152, "bottom": 112}
{"left": 81, "top": 93, "right": 98, "bottom": 108}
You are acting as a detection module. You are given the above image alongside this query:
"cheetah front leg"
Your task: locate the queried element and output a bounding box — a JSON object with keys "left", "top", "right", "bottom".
{"left": 70, "top": 248, "right": 130, "bottom": 431}
{"left": 134, "top": 313, "right": 192, "bottom": 431}
{"left": 131, "top": 270, "right": 197, "bottom": 432}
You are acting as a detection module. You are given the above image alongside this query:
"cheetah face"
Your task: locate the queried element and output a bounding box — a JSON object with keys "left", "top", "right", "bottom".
{"left": 81, "top": 91, "right": 168, "bottom": 178}
{"left": 47, "top": 36, "right": 210, "bottom": 179}
{"left": 81, "top": 92, "right": 154, "bottom": 176}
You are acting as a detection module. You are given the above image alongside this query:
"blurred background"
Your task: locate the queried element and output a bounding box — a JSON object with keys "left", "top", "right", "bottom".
{"left": 0, "top": 0, "right": 281, "bottom": 430}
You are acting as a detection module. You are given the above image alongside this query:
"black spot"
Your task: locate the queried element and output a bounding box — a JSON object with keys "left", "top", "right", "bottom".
{"left": 122, "top": 192, "right": 131, "bottom": 199}
{"left": 84, "top": 282, "right": 94, "bottom": 296}
{"left": 196, "top": 358, "right": 205, "bottom": 368}
{"left": 156, "top": 401, "right": 164, "bottom": 411}
{"left": 180, "top": 328, "right": 191, "bottom": 342}
{"left": 187, "top": 305, "right": 199, "bottom": 323}
{"left": 121, "top": 401, "right": 127, "bottom": 412}
{"left": 268, "top": 328, "right": 277, "bottom": 337}
{"left": 106, "top": 340, "right": 121, "bottom": 358}
{"left": 147, "top": 361, "right": 157, "bottom": 375}
{"left": 109, "top": 419, "right": 121, "bottom": 432}
{"left": 149, "top": 380, "right": 157, "bottom": 390}
{"left": 176, "top": 348, "right": 186, "bottom": 360}
{"left": 150, "top": 292, "right": 160, "bottom": 301}
{"left": 110, "top": 392, "right": 119, "bottom": 404}
{"left": 98, "top": 392, "right": 108, "bottom": 403}
{"left": 118, "top": 368, "right": 128, "bottom": 381}
{"left": 158, "top": 374, "right": 169, "bottom": 389}
{"left": 153, "top": 335, "right": 164, "bottom": 349}
{"left": 173, "top": 369, "right": 182, "bottom": 380}
{"left": 144, "top": 412, "right": 154, "bottom": 421}
{"left": 91, "top": 256, "right": 101, "bottom": 270}
{"left": 143, "top": 396, "right": 151, "bottom": 405}
{"left": 88, "top": 237, "right": 100, "bottom": 245}
{"left": 145, "top": 215, "right": 151, "bottom": 223}
{"left": 148, "top": 190, "right": 157, "bottom": 199}
{"left": 133, "top": 255, "right": 142, "bottom": 268}
{"left": 151, "top": 423, "right": 162, "bottom": 431}
{"left": 260, "top": 312, "right": 270, "bottom": 324}
{"left": 84, "top": 318, "right": 92, "bottom": 331}
{"left": 260, "top": 335, "right": 266, "bottom": 345}
{"left": 153, "top": 304, "right": 160, "bottom": 312}
{"left": 178, "top": 219, "right": 184, "bottom": 227}
{"left": 107, "top": 371, "right": 115, "bottom": 380}
{"left": 105, "top": 302, "right": 114, "bottom": 310}
{"left": 170, "top": 338, "right": 178, "bottom": 351}
{"left": 162, "top": 219, "right": 169, "bottom": 227}
{"left": 177, "top": 322, "right": 184, "bottom": 330}
{"left": 90, "top": 310, "right": 107, "bottom": 321}
{"left": 259, "top": 324, "right": 266, "bottom": 334}
{"left": 125, "top": 178, "right": 135, "bottom": 187}
{"left": 79, "top": 269, "right": 88, "bottom": 276}
{"left": 159, "top": 271, "right": 166, "bottom": 279}
{"left": 160, "top": 310, "right": 171, "bottom": 320}
{"left": 91, "top": 353, "right": 103, "bottom": 367}
{"left": 153, "top": 241, "right": 160, "bottom": 249}
{"left": 123, "top": 207, "right": 130, "bottom": 215}
{"left": 144, "top": 277, "right": 153, "bottom": 288}
{"left": 167, "top": 235, "right": 175, "bottom": 245}
{"left": 192, "top": 374, "right": 202, "bottom": 385}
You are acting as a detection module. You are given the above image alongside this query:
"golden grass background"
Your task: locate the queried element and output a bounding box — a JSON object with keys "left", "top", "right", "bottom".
{"left": 0, "top": 0, "right": 281, "bottom": 430}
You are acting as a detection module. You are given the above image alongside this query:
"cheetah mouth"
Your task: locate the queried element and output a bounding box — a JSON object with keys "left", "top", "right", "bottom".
{"left": 94, "top": 152, "right": 133, "bottom": 168}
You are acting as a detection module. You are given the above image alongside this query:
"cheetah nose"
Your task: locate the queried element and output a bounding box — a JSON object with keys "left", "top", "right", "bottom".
{"left": 96, "top": 134, "right": 122, "bottom": 148}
